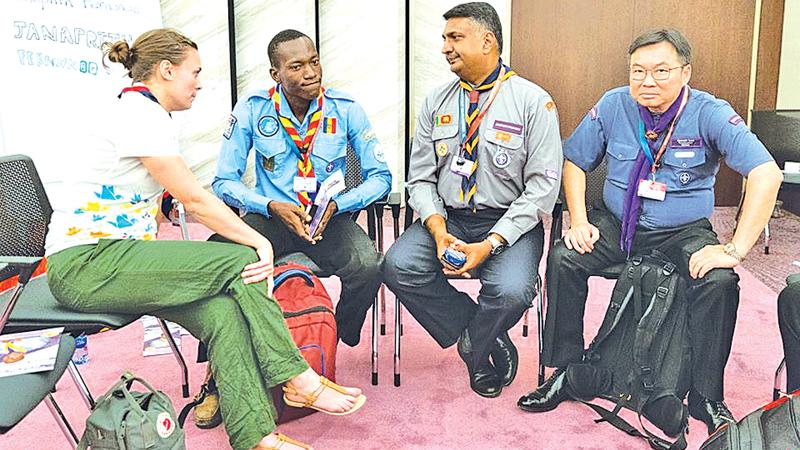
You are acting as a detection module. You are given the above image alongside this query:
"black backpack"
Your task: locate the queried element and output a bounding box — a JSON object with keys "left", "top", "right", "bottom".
{"left": 565, "top": 250, "right": 692, "bottom": 450}
{"left": 700, "top": 390, "right": 800, "bottom": 450}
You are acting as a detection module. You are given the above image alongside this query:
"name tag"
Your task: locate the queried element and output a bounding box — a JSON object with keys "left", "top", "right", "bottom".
{"left": 674, "top": 151, "right": 696, "bottom": 158}
{"left": 671, "top": 137, "right": 703, "bottom": 148}
{"left": 638, "top": 179, "right": 666, "bottom": 201}
{"left": 293, "top": 176, "right": 317, "bottom": 193}
{"left": 450, "top": 157, "right": 475, "bottom": 178}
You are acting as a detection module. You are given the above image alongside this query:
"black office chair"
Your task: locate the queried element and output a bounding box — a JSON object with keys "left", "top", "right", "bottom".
{"left": 0, "top": 154, "right": 190, "bottom": 416}
{"left": 774, "top": 273, "right": 800, "bottom": 400}
{"left": 0, "top": 259, "right": 79, "bottom": 446}
{"left": 746, "top": 110, "right": 800, "bottom": 254}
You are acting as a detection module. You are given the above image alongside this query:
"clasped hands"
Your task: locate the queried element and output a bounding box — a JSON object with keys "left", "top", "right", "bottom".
{"left": 435, "top": 232, "right": 492, "bottom": 278}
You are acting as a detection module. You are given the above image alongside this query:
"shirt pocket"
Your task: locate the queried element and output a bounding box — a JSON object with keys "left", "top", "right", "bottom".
{"left": 483, "top": 129, "right": 525, "bottom": 181}
{"left": 431, "top": 124, "right": 459, "bottom": 169}
{"left": 661, "top": 148, "right": 710, "bottom": 189}
{"left": 605, "top": 142, "right": 640, "bottom": 187}
{"left": 312, "top": 134, "right": 348, "bottom": 177}
{"left": 254, "top": 136, "right": 291, "bottom": 174}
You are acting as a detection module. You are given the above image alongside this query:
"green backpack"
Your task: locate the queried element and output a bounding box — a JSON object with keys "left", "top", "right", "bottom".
{"left": 77, "top": 371, "right": 185, "bottom": 450}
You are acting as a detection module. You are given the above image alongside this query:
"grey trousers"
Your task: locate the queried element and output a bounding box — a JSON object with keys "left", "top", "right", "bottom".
{"left": 383, "top": 208, "right": 544, "bottom": 369}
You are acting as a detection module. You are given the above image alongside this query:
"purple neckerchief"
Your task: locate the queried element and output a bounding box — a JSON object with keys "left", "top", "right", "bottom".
{"left": 619, "top": 86, "right": 687, "bottom": 255}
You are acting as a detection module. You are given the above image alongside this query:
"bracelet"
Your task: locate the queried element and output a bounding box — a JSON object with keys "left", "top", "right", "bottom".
{"left": 723, "top": 242, "right": 745, "bottom": 262}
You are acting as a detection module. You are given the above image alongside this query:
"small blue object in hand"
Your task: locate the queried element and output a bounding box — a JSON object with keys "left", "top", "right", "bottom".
{"left": 441, "top": 247, "right": 467, "bottom": 269}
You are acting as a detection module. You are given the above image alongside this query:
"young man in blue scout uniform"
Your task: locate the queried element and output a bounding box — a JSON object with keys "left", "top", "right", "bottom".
{"left": 518, "top": 29, "right": 783, "bottom": 435}
{"left": 192, "top": 29, "right": 392, "bottom": 428}
{"left": 383, "top": 2, "right": 562, "bottom": 398}
{"left": 214, "top": 29, "right": 391, "bottom": 343}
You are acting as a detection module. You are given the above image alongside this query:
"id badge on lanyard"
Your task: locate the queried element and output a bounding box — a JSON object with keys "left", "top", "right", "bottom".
{"left": 293, "top": 176, "right": 317, "bottom": 193}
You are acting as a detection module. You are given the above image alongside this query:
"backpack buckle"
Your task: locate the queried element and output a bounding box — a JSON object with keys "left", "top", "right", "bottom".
{"left": 656, "top": 286, "right": 669, "bottom": 299}
{"left": 662, "top": 262, "right": 675, "bottom": 276}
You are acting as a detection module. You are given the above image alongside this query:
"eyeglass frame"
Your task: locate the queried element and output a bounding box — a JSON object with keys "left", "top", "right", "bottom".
{"left": 629, "top": 65, "right": 688, "bottom": 81}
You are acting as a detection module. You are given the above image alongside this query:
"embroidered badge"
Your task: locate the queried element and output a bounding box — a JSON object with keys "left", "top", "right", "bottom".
{"left": 373, "top": 144, "right": 386, "bottom": 163}
{"left": 729, "top": 114, "right": 744, "bottom": 126}
{"left": 492, "top": 120, "right": 523, "bottom": 135}
{"left": 545, "top": 168, "right": 559, "bottom": 180}
{"left": 545, "top": 100, "right": 556, "bottom": 111}
{"left": 436, "top": 142, "right": 448, "bottom": 157}
{"left": 494, "top": 150, "right": 511, "bottom": 169}
{"left": 679, "top": 172, "right": 691, "bottom": 185}
{"left": 435, "top": 114, "right": 453, "bottom": 126}
{"left": 257, "top": 116, "right": 279, "bottom": 137}
{"left": 495, "top": 131, "right": 512, "bottom": 143}
{"left": 323, "top": 117, "right": 337, "bottom": 134}
{"left": 326, "top": 161, "right": 335, "bottom": 173}
{"left": 223, "top": 115, "right": 237, "bottom": 139}
{"left": 362, "top": 129, "right": 377, "bottom": 142}
{"left": 589, "top": 106, "right": 598, "bottom": 120}
{"left": 671, "top": 137, "right": 704, "bottom": 148}
{"left": 262, "top": 156, "right": 275, "bottom": 172}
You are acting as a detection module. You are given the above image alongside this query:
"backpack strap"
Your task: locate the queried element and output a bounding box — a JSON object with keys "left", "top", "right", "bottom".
{"left": 586, "top": 259, "right": 640, "bottom": 358}
{"left": 580, "top": 399, "right": 687, "bottom": 450}
{"left": 274, "top": 268, "right": 314, "bottom": 290}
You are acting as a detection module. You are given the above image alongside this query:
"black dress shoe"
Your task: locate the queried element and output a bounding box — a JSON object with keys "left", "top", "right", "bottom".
{"left": 457, "top": 330, "right": 503, "bottom": 398}
{"left": 490, "top": 332, "right": 518, "bottom": 386}
{"left": 469, "top": 362, "right": 504, "bottom": 398}
{"left": 517, "top": 367, "right": 570, "bottom": 413}
{"left": 688, "top": 390, "right": 735, "bottom": 435}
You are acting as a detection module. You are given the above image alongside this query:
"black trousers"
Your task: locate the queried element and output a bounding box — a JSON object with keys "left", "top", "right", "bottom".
{"left": 209, "top": 212, "right": 382, "bottom": 347}
{"left": 541, "top": 202, "right": 739, "bottom": 401}
{"left": 778, "top": 275, "right": 800, "bottom": 393}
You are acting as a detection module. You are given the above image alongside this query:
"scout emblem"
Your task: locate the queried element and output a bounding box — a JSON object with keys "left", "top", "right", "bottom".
{"left": 257, "top": 116, "right": 279, "bottom": 137}
{"left": 436, "top": 142, "right": 448, "bottom": 157}
{"left": 326, "top": 161, "right": 335, "bottom": 173}
{"left": 679, "top": 172, "right": 691, "bottom": 184}
{"left": 493, "top": 150, "right": 511, "bottom": 169}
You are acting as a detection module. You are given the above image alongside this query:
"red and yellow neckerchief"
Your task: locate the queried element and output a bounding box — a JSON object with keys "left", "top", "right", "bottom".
{"left": 269, "top": 84, "right": 325, "bottom": 207}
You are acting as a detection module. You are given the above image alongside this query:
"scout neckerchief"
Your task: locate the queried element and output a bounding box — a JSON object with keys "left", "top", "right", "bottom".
{"left": 619, "top": 85, "right": 690, "bottom": 255}
{"left": 269, "top": 84, "right": 325, "bottom": 208}
{"left": 457, "top": 60, "right": 515, "bottom": 211}
{"left": 119, "top": 85, "right": 160, "bottom": 105}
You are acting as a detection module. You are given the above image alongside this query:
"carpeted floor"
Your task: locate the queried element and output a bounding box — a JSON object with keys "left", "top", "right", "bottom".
{"left": 2, "top": 207, "right": 794, "bottom": 450}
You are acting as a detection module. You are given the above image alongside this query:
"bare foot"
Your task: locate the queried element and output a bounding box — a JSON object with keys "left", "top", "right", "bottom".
{"left": 253, "top": 432, "right": 312, "bottom": 450}
{"left": 284, "top": 368, "right": 363, "bottom": 414}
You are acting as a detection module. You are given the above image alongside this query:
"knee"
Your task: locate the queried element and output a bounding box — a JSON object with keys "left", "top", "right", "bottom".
{"left": 548, "top": 241, "right": 581, "bottom": 272}
{"left": 699, "top": 268, "right": 739, "bottom": 291}
{"left": 382, "top": 246, "right": 406, "bottom": 287}
{"left": 779, "top": 284, "right": 800, "bottom": 318}
{"left": 482, "top": 279, "right": 537, "bottom": 312}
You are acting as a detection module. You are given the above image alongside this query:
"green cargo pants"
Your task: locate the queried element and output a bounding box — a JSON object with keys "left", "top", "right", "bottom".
{"left": 47, "top": 238, "right": 309, "bottom": 450}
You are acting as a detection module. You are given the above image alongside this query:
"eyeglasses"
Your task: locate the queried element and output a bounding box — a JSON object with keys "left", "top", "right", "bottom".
{"left": 630, "top": 66, "right": 685, "bottom": 81}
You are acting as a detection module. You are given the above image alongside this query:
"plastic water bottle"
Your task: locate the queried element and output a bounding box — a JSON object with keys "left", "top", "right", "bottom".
{"left": 72, "top": 334, "right": 89, "bottom": 365}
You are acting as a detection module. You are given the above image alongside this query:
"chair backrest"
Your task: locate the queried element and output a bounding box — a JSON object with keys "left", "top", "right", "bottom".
{"left": 342, "top": 144, "right": 363, "bottom": 194}
{"left": 750, "top": 110, "right": 800, "bottom": 170}
{"left": 0, "top": 155, "right": 52, "bottom": 280}
{"left": 585, "top": 157, "right": 609, "bottom": 211}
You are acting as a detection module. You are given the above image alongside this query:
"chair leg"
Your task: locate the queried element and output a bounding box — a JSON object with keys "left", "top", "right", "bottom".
{"left": 775, "top": 358, "right": 787, "bottom": 401}
{"left": 536, "top": 275, "right": 546, "bottom": 386}
{"left": 68, "top": 361, "right": 95, "bottom": 409}
{"left": 764, "top": 221, "right": 770, "bottom": 255}
{"left": 371, "top": 293, "right": 379, "bottom": 385}
{"left": 376, "top": 206, "right": 386, "bottom": 336}
{"left": 522, "top": 309, "right": 529, "bottom": 337}
{"left": 157, "top": 319, "right": 190, "bottom": 398}
{"left": 394, "top": 295, "right": 402, "bottom": 387}
{"left": 44, "top": 393, "right": 79, "bottom": 446}
{"left": 391, "top": 206, "right": 403, "bottom": 337}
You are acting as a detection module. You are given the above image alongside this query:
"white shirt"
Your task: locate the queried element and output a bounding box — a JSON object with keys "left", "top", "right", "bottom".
{"left": 45, "top": 90, "right": 180, "bottom": 256}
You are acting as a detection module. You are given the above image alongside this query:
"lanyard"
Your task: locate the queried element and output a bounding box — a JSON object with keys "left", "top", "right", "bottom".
{"left": 637, "top": 86, "right": 690, "bottom": 176}
{"left": 457, "top": 66, "right": 508, "bottom": 157}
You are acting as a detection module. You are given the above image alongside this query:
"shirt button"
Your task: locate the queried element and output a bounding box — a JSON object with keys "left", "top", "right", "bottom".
{"left": 618, "top": 153, "right": 623, "bottom": 158}
{"left": 682, "top": 163, "right": 687, "bottom": 167}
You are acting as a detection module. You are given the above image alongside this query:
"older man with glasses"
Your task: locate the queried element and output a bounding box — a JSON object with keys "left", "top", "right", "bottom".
{"left": 518, "top": 28, "right": 783, "bottom": 436}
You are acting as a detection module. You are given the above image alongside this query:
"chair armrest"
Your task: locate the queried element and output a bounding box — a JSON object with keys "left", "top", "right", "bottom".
{"left": 0, "top": 256, "right": 43, "bottom": 284}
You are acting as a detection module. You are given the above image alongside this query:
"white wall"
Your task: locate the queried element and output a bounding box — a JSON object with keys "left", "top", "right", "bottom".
{"left": 777, "top": 0, "right": 800, "bottom": 109}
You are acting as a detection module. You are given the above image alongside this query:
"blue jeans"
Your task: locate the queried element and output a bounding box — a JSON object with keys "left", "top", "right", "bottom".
{"left": 383, "top": 208, "right": 543, "bottom": 368}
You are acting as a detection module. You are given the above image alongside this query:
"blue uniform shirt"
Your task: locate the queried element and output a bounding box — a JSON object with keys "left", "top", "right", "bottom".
{"left": 213, "top": 87, "right": 392, "bottom": 218}
{"left": 564, "top": 86, "right": 773, "bottom": 228}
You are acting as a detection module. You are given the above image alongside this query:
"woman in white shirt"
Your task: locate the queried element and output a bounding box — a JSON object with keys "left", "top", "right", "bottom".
{"left": 44, "top": 28, "right": 364, "bottom": 450}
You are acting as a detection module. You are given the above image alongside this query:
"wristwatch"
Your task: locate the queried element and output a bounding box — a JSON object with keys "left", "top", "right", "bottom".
{"left": 487, "top": 235, "right": 507, "bottom": 256}
{"left": 723, "top": 242, "right": 744, "bottom": 262}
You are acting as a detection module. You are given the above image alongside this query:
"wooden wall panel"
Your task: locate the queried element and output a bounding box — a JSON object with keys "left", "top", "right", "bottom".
{"left": 754, "top": 0, "right": 785, "bottom": 110}
{"left": 511, "top": 0, "right": 764, "bottom": 206}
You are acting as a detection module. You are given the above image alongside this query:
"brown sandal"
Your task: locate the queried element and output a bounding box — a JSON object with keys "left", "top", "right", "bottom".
{"left": 256, "top": 433, "right": 312, "bottom": 450}
{"left": 282, "top": 376, "right": 366, "bottom": 416}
